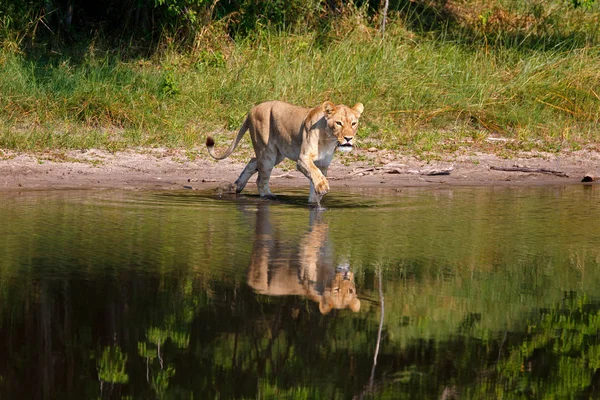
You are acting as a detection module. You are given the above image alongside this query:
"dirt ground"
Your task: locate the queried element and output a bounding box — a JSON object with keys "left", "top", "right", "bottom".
{"left": 0, "top": 146, "right": 598, "bottom": 193}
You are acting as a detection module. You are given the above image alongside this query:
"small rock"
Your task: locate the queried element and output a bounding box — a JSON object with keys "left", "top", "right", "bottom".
{"left": 582, "top": 173, "right": 596, "bottom": 182}
{"left": 367, "top": 147, "right": 378, "bottom": 152}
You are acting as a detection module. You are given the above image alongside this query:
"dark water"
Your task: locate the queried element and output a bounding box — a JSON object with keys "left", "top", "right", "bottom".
{"left": 1, "top": 185, "right": 600, "bottom": 399}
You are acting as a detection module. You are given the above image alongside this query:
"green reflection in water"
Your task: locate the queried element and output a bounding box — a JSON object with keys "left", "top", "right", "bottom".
{"left": 0, "top": 186, "right": 599, "bottom": 398}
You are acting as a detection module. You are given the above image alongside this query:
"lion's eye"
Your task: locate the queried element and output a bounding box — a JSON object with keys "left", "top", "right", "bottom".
{"left": 335, "top": 121, "right": 343, "bottom": 127}
{"left": 351, "top": 121, "right": 357, "bottom": 127}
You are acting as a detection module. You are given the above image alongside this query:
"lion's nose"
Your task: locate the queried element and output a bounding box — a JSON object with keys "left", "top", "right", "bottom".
{"left": 343, "top": 136, "right": 353, "bottom": 143}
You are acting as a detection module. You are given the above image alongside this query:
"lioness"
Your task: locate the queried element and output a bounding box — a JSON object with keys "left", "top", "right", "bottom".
{"left": 247, "top": 204, "right": 361, "bottom": 314}
{"left": 206, "top": 100, "right": 364, "bottom": 204}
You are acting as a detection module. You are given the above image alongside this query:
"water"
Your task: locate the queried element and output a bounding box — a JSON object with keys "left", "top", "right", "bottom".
{"left": 1, "top": 185, "right": 599, "bottom": 399}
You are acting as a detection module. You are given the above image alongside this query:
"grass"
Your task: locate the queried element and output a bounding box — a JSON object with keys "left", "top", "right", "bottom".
{"left": 0, "top": 2, "right": 599, "bottom": 158}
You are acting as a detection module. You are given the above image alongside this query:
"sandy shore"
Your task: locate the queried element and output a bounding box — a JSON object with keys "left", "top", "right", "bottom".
{"left": 0, "top": 147, "right": 598, "bottom": 193}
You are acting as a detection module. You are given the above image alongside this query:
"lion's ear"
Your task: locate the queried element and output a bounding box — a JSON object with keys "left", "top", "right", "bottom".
{"left": 349, "top": 298, "right": 361, "bottom": 313}
{"left": 322, "top": 101, "right": 336, "bottom": 118}
{"left": 319, "top": 296, "right": 333, "bottom": 315}
{"left": 353, "top": 103, "right": 364, "bottom": 116}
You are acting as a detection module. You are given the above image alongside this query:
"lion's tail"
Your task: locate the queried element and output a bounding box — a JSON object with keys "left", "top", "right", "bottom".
{"left": 206, "top": 117, "right": 250, "bottom": 160}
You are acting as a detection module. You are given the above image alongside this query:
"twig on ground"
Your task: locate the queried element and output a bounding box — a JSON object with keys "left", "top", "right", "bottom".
{"left": 351, "top": 165, "right": 453, "bottom": 176}
{"left": 490, "top": 166, "right": 568, "bottom": 177}
{"left": 271, "top": 173, "right": 295, "bottom": 179}
{"left": 351, "top": 167, "right": 376, "bottom": 176}
{"left": 412, "top": 167, "right": 453, "bottom": 176}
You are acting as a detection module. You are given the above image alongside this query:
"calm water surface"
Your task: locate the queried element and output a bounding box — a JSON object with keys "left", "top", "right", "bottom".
{"left": 1, "top": 185, "right": 600, "bottom": 399}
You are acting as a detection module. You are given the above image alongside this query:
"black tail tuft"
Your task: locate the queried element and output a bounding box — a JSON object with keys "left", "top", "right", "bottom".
{"left": 206, "top": 136, "right": 215, "bottom": 147}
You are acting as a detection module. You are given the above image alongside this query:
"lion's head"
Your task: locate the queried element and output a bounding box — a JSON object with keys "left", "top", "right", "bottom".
{"left": 322, "top": 101, "right": 364, "bottom": 153}
{"left": 319, "top": 270, "right": 361, "bottom": 315}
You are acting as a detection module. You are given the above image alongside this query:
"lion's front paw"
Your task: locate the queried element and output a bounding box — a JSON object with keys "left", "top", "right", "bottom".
{"left": 315, "top": 178, "right": 330, "bottom": 195}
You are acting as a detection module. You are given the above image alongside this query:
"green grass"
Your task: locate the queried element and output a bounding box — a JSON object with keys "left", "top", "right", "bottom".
{"left": 1, "top": 3, "right": 599, "bottom": 157}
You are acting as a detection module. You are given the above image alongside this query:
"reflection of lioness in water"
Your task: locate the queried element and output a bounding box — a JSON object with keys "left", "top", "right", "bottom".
{"left": 206, "top": 100, "right": 364, "bottom": 204}
{"left": 247, "top": 205, "right": 360, "bottom": 314}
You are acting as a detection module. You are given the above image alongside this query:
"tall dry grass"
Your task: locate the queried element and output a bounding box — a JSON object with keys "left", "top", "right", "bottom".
{"left": 1, "top": 1, "right": 598, "bottom": 155}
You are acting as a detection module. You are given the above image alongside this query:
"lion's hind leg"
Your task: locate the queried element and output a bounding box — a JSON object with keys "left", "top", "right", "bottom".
{"left": 234, "top": 158, "right": 258, "bottom": 193}
{"left": 256, "top": 151, "right": 285, "bottom": 199}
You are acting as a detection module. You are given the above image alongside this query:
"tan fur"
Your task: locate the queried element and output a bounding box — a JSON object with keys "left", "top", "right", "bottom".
{"left": 206, "top": 100, "right": 364, "bottom": 203}
{"left": 247, "top": 205, "right": 361, "bottom": 314}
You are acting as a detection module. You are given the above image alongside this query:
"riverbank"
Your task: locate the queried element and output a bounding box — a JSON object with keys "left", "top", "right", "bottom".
{"left": 1, "top": 146, "right": 597, "bottom": 193}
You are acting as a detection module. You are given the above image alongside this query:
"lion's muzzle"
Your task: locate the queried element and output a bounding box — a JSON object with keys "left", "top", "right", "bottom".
{"left": 337, "top": 136, "right": 354, "bottom": 153}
